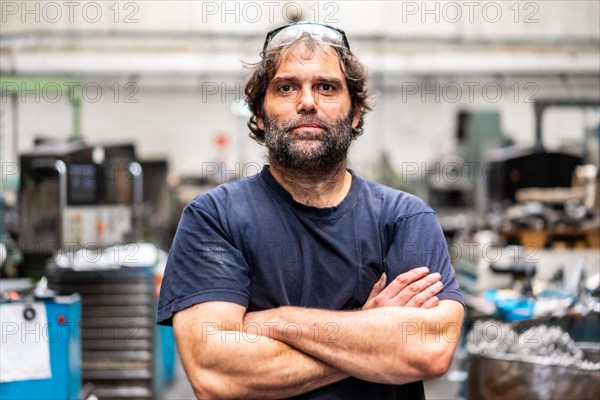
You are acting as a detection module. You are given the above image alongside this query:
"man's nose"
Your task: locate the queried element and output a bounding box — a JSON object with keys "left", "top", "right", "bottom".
{"left": 296, "top": 86, "right": 317, "bottom": 113}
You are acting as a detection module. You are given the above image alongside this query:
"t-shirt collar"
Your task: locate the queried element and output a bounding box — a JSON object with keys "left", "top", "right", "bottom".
{"left": 259, "top": 164, "right": 362, "bottom": 220}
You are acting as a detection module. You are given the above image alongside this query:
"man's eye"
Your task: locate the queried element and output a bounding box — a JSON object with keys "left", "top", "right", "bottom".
{"left": 319, "top": 84, "right": 335, "bottom": 92}
{"left": 279, "top": 84, "right": 293, "bottom": 92}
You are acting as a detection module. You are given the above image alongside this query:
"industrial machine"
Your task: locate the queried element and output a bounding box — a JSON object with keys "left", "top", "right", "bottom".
{"left": 11, "top": 140, "right": 177, "bottom": 399}
{"left": 486, "top": 148, "right": 582, "bottom": 207}
{"left": 486, "top": 99, "right": 599, "bottom": 209}
{"left": 18, "top": 141, "right": 142, "bottom": 278}
{"left": 0, "top": 279, "right": 81, "bottom": 400}
{"left": 46, "top": 250, "right": 156, "bottom": 399}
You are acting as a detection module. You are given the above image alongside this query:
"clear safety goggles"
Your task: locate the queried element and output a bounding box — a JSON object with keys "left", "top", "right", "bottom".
{"left": 263, "top": 22, "right": 350, "bottom": 51}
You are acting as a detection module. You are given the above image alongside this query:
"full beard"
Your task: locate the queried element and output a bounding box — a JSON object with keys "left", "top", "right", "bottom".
{"left": 263, "top": 109, "right": 355, "bottom": 176}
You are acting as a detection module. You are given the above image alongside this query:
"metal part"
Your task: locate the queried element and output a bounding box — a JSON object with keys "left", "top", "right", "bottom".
{"left": 468, "top": 321, "right": 600, "bottom": 399}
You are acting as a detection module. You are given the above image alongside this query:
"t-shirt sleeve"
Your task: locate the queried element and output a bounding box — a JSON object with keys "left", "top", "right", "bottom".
{"left": 384, "top": 211, "right": 464, "bottom": 306}
{"left": 157, "top": 201, "right": 251, "bottom": 326}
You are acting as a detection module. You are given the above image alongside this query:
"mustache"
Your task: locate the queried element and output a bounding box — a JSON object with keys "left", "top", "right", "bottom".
{"left": 281, "top": 116, "right": 332, "bottom": 136}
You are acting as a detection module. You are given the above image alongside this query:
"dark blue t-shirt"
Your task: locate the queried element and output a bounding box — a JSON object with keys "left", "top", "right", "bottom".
{"left": 158, "top": 165, "right": 463, "bottom": 399}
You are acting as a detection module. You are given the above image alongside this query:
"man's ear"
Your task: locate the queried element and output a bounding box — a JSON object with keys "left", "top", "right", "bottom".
{"left": 256, "top": 115, "right": 265, "bottom": 130}
{"left": 351, "top": 105, "right": 361, "bottom": 129}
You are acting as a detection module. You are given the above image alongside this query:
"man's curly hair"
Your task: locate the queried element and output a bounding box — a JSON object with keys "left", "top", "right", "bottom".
{"left": 244, "top": 34, "right": 374, "bottom": 144}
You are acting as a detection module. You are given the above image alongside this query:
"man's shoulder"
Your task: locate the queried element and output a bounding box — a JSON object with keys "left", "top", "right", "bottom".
{"left": 187, "top": 172, "right": 265, "bottom": 213}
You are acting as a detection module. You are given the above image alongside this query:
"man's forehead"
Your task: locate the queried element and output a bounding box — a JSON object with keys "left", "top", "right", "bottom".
{"left": 273, "top": 43, "right": 344, "bottom": 79}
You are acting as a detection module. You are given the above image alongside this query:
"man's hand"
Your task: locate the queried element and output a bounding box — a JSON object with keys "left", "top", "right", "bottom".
{"left": 362, "top": 267, "right": 443, "bottom": 310}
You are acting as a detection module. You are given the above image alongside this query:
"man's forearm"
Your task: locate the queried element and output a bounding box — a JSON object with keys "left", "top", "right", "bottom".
{"left": 244, "top": 301, "right": 464, "bottom": 385}
{"left": 179, "top": 327, "right": 347, "bottom": 399}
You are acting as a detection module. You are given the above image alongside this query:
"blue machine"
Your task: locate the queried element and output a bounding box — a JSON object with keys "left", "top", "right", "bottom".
{"left": 0, "top": 294, "right": 81, "bottom": 400}
{"left": 46, "top": 245, "right": 176, "bottom": 399}
{"left": 154, "top": 324, "right": 176, "bottom": 393}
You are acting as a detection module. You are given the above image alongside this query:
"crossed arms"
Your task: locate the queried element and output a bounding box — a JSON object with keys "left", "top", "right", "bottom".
{"left": 173, "top": 267, "right": 464, "bottom": 399}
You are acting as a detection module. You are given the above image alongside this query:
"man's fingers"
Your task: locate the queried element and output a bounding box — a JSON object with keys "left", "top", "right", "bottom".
{"left": 371, "top": 272, "right": 387, "bottom": 296}
{"left": 421, "top": 296, "right": 440, "bottom": 309}
{"left": 404, "top": 273, "right": 442, "bottom": 296}
{"left": 386, "top": 271, "right": 440, "bottom": 304}
{"left": 362, "top": 268, "right": 443, "bottom": 309}
{"left": 383, "top": 267, "right": 430, "bottom": 297}
{"left": 364, "top": 272, "right": 387, "bottom": 306}
{"left": 405, "top": 280, "right": 443, "bottom": 307}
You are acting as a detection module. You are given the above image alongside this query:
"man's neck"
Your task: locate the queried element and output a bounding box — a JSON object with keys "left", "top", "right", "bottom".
{"left": 269, "top": 161, "right": 352, "bottom": 208}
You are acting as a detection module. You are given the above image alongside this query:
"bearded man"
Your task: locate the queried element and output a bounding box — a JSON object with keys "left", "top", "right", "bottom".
{"left": 158, "top": 22, "right": 464, "bottom": 399}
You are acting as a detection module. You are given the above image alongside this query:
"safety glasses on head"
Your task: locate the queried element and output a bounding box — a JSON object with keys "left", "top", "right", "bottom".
{"left": 263, "top": 22, "right": 350, "bottom": 52}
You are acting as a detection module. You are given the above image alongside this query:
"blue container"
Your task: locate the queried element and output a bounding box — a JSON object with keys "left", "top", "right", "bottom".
{"left": 495, "top": 297, "right": 535, "bottom": 321}
{"left": 0, "top": 294, "right": 81, "bottom": 400}
{"left": 484, "top": 289, "right": 536, "bottom": 321}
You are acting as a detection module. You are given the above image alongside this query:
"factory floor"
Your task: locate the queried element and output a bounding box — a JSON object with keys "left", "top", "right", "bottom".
{"left": 160, "top": 350, "right": 467, "bottom": 399}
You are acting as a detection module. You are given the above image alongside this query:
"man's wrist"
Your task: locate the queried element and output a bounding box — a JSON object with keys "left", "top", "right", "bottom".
{"left": 243, "top": 306, "right": 288, "bottom": 341}
{"left": 267, "top": 306, "right": 289, "bottom": 341}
